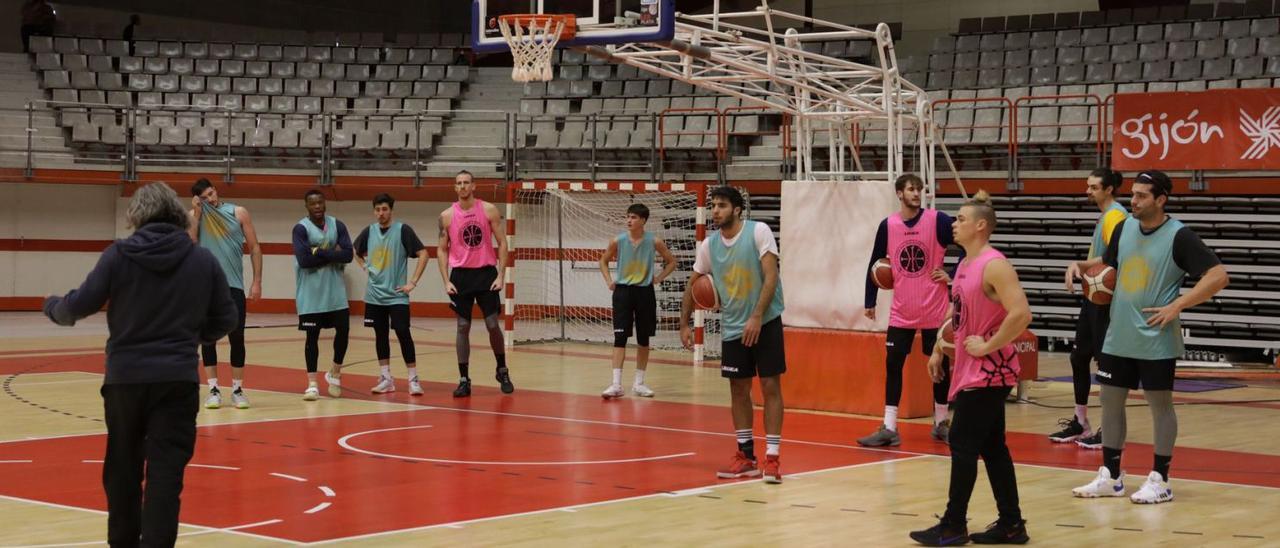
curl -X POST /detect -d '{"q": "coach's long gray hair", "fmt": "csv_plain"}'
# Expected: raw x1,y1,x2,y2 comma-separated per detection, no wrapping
125,182,189,230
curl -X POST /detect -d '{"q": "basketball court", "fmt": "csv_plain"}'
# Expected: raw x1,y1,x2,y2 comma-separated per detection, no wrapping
4,0,1280,545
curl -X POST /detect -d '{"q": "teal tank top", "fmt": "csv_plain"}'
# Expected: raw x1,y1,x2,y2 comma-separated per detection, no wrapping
364,222,409,306
1089,201,1128,260
198,202,245,290
615,232,656,286
1103,218,1188,360
708,220,785,342
295,216,348,315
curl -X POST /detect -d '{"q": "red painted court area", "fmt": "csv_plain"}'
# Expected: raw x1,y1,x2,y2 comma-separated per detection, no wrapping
4,353,1280,543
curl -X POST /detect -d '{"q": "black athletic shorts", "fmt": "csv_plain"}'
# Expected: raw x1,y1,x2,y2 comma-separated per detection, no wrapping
364,303,411,331
298,309,350,331
613,284,657,340
721,317,787,379
886,325,939,356
1073,300,1111,361
1097,353,1176,391
449,265,502,318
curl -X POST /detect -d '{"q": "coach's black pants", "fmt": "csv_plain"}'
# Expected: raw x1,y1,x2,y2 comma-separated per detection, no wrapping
943,386,1022,526
102,381,198,547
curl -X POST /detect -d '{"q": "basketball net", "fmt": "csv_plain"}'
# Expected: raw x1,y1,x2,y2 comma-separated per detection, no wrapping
498,14,575,82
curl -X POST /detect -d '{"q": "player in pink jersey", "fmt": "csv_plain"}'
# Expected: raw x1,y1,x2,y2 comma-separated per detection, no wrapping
437,170,512,397
911,190,1031,546
860,174,960,447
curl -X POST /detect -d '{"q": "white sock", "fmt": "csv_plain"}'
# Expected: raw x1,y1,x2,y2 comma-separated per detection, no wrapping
1075,405,1090,430
765,435,781,456
231,379,242,392
308,381,317,388
612,368,622,386
407,367,418,381
934,403,949,425
208,378,218,389
884,406,899,430
380,365,391,378
634,369,646,386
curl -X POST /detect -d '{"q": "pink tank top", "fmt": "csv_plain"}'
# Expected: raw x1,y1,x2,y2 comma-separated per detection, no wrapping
888,209,949,328
448,200,498,268
949,246,1020,401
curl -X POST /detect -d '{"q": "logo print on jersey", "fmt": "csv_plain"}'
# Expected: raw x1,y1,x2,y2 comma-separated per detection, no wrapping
951,293,964,331
370,246,391,273
461,222,484,248
895,241,928,277
1119,256,1150,293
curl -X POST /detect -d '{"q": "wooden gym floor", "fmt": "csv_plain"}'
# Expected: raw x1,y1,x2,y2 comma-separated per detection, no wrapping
1,311,1278,546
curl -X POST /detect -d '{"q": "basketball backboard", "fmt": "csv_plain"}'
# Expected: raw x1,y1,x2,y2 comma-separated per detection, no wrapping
471,0,674,53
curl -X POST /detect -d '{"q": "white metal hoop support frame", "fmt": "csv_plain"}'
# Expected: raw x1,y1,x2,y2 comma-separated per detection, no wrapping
577,1,942,194
505,181,711,364
499,14,574,82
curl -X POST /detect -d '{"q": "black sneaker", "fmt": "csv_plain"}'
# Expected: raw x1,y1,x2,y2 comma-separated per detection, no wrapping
909,518,970,546
1048,417,1085,443
496,367,514,394
452,378,472,398
1076,428,1103,449
969,520,1029,545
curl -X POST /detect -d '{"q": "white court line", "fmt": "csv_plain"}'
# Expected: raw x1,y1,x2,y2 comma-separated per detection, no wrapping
307,456,930,545
319,486,335,497
337,424,696,466
188,463,240,471
0,460,33,464
80,459,102,464
3,519,288,548
4,378,100,387
0,493,297,546
270,472,308,483
303,502,332,514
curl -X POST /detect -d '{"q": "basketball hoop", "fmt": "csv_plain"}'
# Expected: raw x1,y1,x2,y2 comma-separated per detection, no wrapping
498,14,576,82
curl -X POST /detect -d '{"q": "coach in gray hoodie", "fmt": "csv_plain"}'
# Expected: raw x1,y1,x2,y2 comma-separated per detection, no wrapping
44,182,237,547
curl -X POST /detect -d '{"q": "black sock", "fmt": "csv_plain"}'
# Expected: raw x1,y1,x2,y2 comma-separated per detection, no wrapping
495,353,507,370
458,362,470,380
738,440,755,461
1103,447,1123,479
1153,454,1172,481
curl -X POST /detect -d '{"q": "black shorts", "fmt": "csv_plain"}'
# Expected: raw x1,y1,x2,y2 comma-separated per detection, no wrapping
1097,353,1176,391
886,325,939,356
721,317,787,379
364,303,410,331
449,266,502,318
1073,300,1111,361
613,284,657,340
298,309,350,331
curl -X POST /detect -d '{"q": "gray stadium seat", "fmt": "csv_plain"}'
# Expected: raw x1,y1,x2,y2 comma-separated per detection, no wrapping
1081,27,1107,46
71,72,96,89
233,77,256,94
411,82,435,97
62,54,87,71
332,47,356,63
1135,24,1162,43
1228,37,1257,58
1056,29,1082,48
1168,41,1195,61
1234,56,1265,78
234,44,259,61
1223,19,1250,39
1084,45,1110,64
1142,60,1172,80
1172,59,1203,80
260,78,283,95
273,62,296,78
1058,47,1083,65
1202,58,1231,80
170,58,193,75
979,34,1003,51
127,73,151,91
927,71,952,89
1193,21,1221,40
35,53,60,71
1003,67,1030,87
932,35,956,53
1005,32,1030,51
195,59,219,76
979,51,1002,69
978,68,1002,87
1139,42,1166,62
308,46,332,63
953,70,977,88
209,43,234,59
144,58,167,74
271,96,296,113
181,75,204,93
929,54,954,71
1109,25,1135,44
158,42,181,57
207,77,230,94
1030,48,1055,67
437,82,461,98
335,81,359,97
1113,62,1141,82
298,97,321,114
1252,18,1280,38
297,62,320,79
397,65,421,80
1111,44,1137,64
218,94,243,111
388,81,411,98
954,52,979,69
373,65,396,81
1196,39,1225,59
1029,31,1055,49
422,66,445,80
222,60,245,77
445,65,467,81
89,55,114,73
365,81,388,97
135,41,158,57
346,65,370,80
1059,64,1084,83
283,46,307,62
259,45,283,62
357,47,380,64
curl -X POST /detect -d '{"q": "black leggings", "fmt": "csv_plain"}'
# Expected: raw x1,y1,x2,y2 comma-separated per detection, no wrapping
1069,300,1109,406
374,324,416,364
943,386,1022,526
885,326,951,407
202,288,246,368
304,327,349,373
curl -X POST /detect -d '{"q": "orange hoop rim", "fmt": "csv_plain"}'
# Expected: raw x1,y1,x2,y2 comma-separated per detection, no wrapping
498,13,578,41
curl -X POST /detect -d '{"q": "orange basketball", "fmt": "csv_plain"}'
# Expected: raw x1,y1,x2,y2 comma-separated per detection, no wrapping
1080,263,1116,306
691,274,719,311
871,257,894,290
939,319,956,360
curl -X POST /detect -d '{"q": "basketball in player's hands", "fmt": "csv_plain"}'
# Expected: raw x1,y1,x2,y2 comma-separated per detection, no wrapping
939,319,956,360
871,257,894,290
691,275,719,311
1080,263,1116,306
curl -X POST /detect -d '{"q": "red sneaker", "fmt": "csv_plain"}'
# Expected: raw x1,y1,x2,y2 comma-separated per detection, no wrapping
763,455,782,484
716,451,760,479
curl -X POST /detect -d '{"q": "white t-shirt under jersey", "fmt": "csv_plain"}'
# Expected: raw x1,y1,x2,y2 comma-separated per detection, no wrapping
693,221,779,275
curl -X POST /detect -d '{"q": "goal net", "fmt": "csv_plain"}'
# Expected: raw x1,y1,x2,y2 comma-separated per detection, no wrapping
510,183,721,361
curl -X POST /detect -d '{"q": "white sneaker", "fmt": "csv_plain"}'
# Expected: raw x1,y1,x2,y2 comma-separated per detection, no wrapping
303,385,319,401
372,376,396,394
408,377,424,396
601,384,624,399
1130,471,1173,504
204,387,222,409
231,389,250,409
632,384,655,397
324,370,342,398
1072,466,1126,498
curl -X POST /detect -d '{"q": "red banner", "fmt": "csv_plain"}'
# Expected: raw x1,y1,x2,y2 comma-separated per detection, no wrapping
1112,88,1280,171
